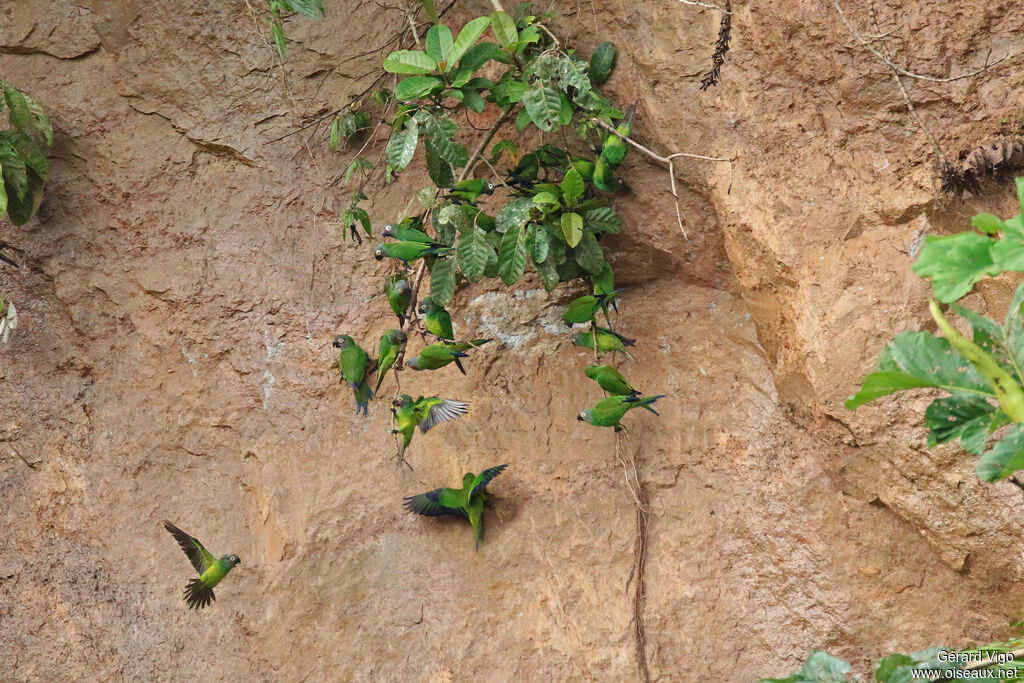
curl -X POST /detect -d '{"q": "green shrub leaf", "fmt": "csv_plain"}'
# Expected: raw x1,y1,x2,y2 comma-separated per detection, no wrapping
429,256,457,306
498,224,528,285
912,232,998,303
560,211,583,247
523,84,563,132
449,16,491,68
385,118,419,172
383,50,438,74
395,75,444,101
425,24,453,64
457,227,490,282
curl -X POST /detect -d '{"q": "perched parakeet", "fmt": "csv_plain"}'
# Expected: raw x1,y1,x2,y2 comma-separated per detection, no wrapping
571,326,636,360
405,339,492,374
375,328,408,392
563,288,625,327
385,274,412,326
403,464,508,551
577,394,666,428
585,365,639,396
569,158,595,181
445,178,495,204
392,394,469,460
333,334,374,415
418,298,454,340
592,154,620,192
163,520,241,610
374,241,452,264
601,102,636,167
382,222,434,244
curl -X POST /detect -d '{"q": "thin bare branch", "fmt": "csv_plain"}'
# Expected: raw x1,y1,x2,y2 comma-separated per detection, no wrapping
676,0,731,13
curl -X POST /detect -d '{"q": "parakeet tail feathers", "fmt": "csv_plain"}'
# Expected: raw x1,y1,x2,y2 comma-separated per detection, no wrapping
183,578,215,610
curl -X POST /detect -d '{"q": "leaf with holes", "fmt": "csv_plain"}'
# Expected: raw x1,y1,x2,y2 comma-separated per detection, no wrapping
498,224,529,285
523,84,563,132
924,395,1004,455
978,424,1024,482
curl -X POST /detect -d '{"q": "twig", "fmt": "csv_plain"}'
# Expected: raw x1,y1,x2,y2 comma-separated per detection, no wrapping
676,0,731,13
592,118,733,239
9,445,38,471
616,430,650,683
405,4,422,47
699,0,732,90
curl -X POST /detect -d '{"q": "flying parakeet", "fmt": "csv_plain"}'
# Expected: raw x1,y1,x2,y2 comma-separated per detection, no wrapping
445,178,495,204
375,328,408,392
585,365,639,396
391,393,469,461
571,326,636,360
405,339,492,374
333,334,374,415
374,241,452,264
403,464,508,551
385,274,412,326
577,394,666,429
163,520,241,610
417,298,455,340
563,288,625,327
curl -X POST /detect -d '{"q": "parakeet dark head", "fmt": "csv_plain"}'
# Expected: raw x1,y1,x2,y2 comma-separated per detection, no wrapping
333,334,354,349
393,394,413,408
405,357,423,370
373,246,386,261
484,181,495,194
395,279,411,295
577,409,593,423
382,224,398,239
223,554,241,566
417,299,435,315
388,329,408,343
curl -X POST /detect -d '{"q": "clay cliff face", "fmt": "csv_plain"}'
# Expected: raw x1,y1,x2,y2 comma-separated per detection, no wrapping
2,0,1024,680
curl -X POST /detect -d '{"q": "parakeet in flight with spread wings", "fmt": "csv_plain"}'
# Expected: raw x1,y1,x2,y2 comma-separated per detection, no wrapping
392,393,469,463
163,520,241,610
403,464,508,551
577,394,666,429
333,334,374,415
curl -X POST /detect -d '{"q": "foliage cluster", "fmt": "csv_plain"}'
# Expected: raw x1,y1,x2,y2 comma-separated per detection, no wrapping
0,81,52,227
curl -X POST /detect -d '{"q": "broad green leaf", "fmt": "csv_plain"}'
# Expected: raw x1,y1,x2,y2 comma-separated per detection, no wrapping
498,224,528,285
461,88,485,113
561,211,583,248
753,650,851,683
924,395,1000,455
0,138,28,201
495,197,534,233
990,223,1024,271
978,424,1024,482
532,191,560,207
349,207,371,237
450,43,499,86
395,75,443,101
415,0,439,21
0,131,48,181
437,202,471,234
0,164,7,217
972,212,1006,234
422,114,468,168
270,20,287,60
582,206,622,233
1002,280,1024,379
5,168,43,226
449,16,491,68
558,89,572,125
490,139,518,163
329,117,341,152
1018,177,1024,215
383,50,438,74
561,168,584,207
515,108,532,131
845,331,992,410
874,648,952,683
537,256,559,292
279,0,324,16
457,227,489,282
491,11,518,47
573,233,605,274
385,118,419,173
3,84,31,131
948,302,1019,378
531,224,550,263
523,84,563,132
22,93,52,146
429,256,457,306
490,74,529,108
424,139,453,187
593,264,615,294
589,41,616,84
912,232,998,303
425,24,453,64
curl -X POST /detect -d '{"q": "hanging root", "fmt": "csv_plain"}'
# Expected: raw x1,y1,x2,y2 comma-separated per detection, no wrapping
941,138,1024,198
699,0,732,91
616,430,651,683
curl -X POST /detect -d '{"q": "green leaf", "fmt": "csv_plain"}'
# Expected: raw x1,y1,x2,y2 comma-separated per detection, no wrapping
449,16,491,68
385,118,419,173
422,114,468,168
329,117,341,152
279,0,324,16
491,11,518,47
593,264,615,294
270,19,287,60
425,139,454,187
383,50,438,74
989,221,1024,272
429,256,457,306
582,206,622,234
948,302,1018,378
461,88,485,113
912,232,998,303
395,75,444,101
590,41,617,84
753,650,852,683
973,212,1007,234
5,168,43,226
414,0,439,22
523,84,563,132
490,139,518,163
498,224,529,285
438,202,471,234
1017,177,1024,215
531,223,550,263
1002,280,1024,379
3,85,32,132
0,131,48,181
924,395,1000,455
515,108,532,131
532,191,560,207
457,227,490,282
573,233,605,274
450,43,499,86
0,138,28,201
495,197,535,233
561,168,584,207
490,74,529,108
561,211,583,248
978,424,1024,482
425,24,453,64
846,331,992,410
22,92,52,146
0,164,7,218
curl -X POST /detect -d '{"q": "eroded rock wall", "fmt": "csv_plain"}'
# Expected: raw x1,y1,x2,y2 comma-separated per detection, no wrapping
2,0,1024,680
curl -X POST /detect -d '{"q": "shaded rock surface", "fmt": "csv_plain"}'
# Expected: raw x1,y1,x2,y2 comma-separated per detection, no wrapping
2,0,1024,680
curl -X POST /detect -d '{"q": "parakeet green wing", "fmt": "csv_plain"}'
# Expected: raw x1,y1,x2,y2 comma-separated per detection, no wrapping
417,397,469,433
164,520,215,575
470,464,508,497
403,487,466,516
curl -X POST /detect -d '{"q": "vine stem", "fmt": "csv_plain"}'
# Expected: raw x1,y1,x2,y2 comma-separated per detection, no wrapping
592,118,733,240
616,430,651,683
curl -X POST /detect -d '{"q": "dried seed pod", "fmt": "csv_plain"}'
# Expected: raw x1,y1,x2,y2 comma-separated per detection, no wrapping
941,138,1024,198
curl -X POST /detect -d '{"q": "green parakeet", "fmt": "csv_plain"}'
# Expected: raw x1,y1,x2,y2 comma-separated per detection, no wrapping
392,394,469,461
601,102,636,167
577,394,666,428
592,154,620,192
374,241,452,264
584,365,639,396
164,520,241,610
385,274,412,326
569,158,595,181
403,464,508,551
375,328,408,392
572,326,636,360
445,178,495,204
382,222,434,244
405,339,492,374
563,288,625,327
417,298,454,340
333,334,374,415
